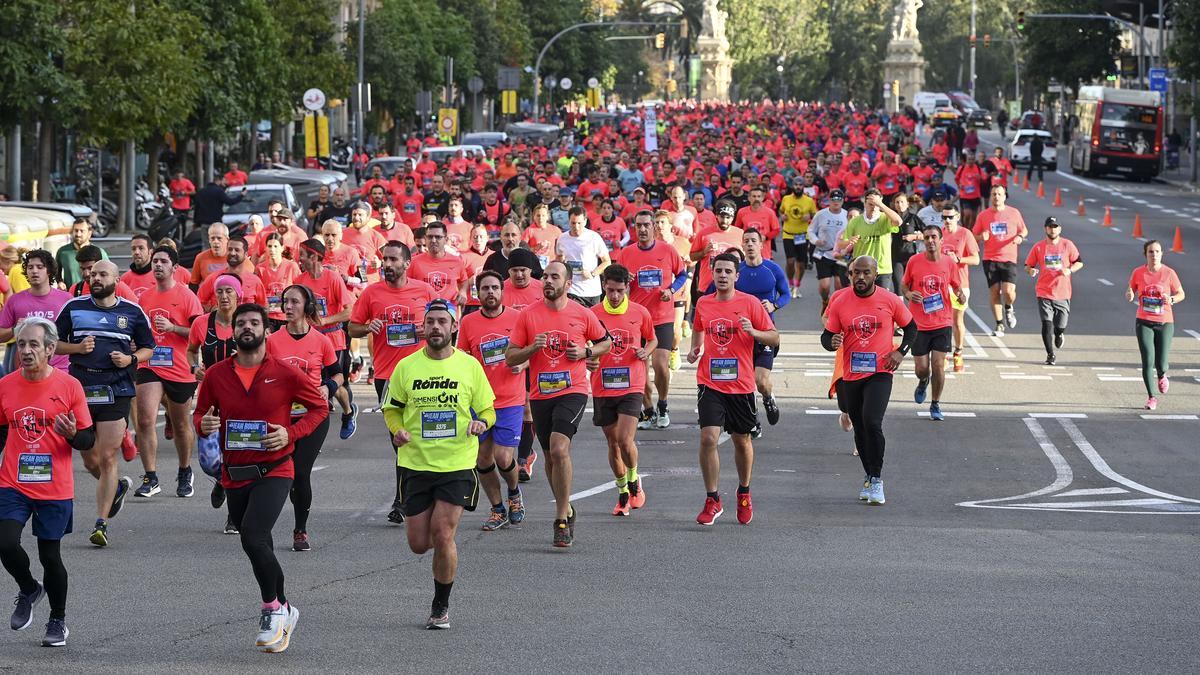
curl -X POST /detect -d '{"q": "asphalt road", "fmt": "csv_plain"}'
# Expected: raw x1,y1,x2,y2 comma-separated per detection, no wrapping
7,130,1198,672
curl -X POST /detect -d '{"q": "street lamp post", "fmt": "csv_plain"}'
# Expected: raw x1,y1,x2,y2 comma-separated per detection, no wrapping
776,62,785,101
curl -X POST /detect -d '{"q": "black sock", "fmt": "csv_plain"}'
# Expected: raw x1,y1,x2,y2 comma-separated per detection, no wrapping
628,479,639,495
642,407,654,418
657,400,668,413
931,400,939,405
737,485,750,494
433,580,453,609
707,491,720,501
146,471,157,481
518,422,534,461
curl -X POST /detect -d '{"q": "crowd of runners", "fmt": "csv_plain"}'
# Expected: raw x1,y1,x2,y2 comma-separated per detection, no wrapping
0,101,1186,648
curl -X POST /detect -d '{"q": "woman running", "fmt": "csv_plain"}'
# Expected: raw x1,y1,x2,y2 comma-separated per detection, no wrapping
1126,240,1185,410
266,285,339,552
255,233,301,330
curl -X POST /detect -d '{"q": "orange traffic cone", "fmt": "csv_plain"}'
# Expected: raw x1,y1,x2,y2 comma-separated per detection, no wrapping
1076,197,1086,217
1103,206,1113,226
1052,188,1063,207
1132,214,1143,238
1171,226,1185,253
1036,181,1045,199
1022,175,1030,191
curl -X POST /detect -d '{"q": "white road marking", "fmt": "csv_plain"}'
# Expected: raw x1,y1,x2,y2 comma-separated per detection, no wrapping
1060,419,1200,505
1140,414,1200,420
803,371,833,377
995,364,1020,369
312,465,328,472
773,469,796,473
1096,278,1114,286
1088,218,1099,224
1097,375,1143,382
965,307,1015,358
1002,374,1052,380
1091,366,1116,370
1056,487,1127,497
963,330,989,358
1111,227,1122,232
567,481,624,501
957,418,1072,509
1184,329,1200,342
804,409,842,415
1019,497,1177,509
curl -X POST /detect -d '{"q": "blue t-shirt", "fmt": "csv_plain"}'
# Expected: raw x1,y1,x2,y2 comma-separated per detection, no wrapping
703,260,790,313
55,296,155,380
617,169,645,194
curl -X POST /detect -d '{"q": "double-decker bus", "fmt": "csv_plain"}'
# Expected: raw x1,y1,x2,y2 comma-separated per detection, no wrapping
1069,86,1162,180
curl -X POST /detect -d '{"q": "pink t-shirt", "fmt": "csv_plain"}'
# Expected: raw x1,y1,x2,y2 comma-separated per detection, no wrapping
0,289,73,371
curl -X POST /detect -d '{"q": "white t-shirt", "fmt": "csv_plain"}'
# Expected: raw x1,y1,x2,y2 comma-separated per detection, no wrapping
917,205,943,229
807,208,848,259
557,228,608,298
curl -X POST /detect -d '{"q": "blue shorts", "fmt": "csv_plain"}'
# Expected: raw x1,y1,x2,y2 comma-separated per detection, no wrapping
0,487,73,540
481,405,524,448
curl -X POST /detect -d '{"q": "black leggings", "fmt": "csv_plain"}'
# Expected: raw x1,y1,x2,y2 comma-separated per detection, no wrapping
0,519,68,620
227,477,291,604
290,417,330,533
1041,310,1069,356
1136,320,1173,397
836,373,893,478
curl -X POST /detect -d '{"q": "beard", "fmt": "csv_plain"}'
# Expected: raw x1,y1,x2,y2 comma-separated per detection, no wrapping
382,267,399,282
89,282,116,300
426,331,452,350
543,283,565,300
235,331,265,350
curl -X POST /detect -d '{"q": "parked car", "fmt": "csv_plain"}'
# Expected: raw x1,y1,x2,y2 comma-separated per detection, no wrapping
364,156,415,179
222,183,302,233
504,122,562,145
461,132,507,149
1009,129,1058,172
425,144,486,166
248,168,343,222
0,201,98,238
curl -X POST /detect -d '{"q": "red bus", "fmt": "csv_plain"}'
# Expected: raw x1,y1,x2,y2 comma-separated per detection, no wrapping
1068,86,1162,180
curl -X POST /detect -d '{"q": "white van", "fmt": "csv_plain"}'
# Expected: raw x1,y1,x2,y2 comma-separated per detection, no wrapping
913,91,953,118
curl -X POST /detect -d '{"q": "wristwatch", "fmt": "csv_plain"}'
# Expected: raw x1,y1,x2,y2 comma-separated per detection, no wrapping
585,347,593,359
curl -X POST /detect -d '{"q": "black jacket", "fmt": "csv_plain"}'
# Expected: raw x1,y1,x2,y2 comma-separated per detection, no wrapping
193,183,243,226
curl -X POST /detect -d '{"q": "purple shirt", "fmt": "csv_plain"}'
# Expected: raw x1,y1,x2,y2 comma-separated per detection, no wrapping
0,288,73,371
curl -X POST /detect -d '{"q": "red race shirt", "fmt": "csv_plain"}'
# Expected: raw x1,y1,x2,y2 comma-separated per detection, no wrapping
522,226,561,266
122,268,191,299
1025,238,1081,301
408,252,471,301
266,328,337,390
824,288,913,382
733,206,779,243
394,192,424,227
939,226,979,290
187,312,233,353
444,221,472,252
842,172,870,199
296,271,354,350
189,250,228,285
197,263,267,309
343,226,389,277
901,254,959,331
692,290,774,395
255,259,301,319
955,164,984,200
323,244,361,279
1128,264,1182,324
591,216,628,251
138,283,204,382
614,241,684,325
0,369,93,501
376,222,416,246
511,301,609,400
972,206,1027,263
250,224,307,261
502,279,543,312
589,302,655,398
350,279,437,380
169,177,195,211
457,307,525,409
690,225,745,291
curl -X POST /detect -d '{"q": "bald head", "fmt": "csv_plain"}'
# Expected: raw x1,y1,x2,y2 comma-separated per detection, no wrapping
848,256,878,296
93,260,119,276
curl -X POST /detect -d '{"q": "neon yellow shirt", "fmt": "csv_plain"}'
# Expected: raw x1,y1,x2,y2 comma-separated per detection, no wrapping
780,193,817,236
383,348,496,472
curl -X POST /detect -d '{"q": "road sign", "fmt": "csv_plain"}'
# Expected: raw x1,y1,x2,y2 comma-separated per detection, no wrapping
644,108,658,152
497,67,521,91
1149,68,1168,93
437,108,458,138
467,76,484,94
302,88,326,111
416,91,433,119
560,77,573,91
586,77,599,89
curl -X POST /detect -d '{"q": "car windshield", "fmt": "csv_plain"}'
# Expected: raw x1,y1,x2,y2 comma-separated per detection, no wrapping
1101,103,1158,128
225,189,286,215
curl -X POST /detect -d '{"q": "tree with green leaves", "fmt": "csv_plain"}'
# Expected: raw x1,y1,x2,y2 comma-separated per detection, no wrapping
1020,0,1121,97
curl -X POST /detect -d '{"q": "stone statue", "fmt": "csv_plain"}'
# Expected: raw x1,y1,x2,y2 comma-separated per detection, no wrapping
701,0,727,41
891,0,923,42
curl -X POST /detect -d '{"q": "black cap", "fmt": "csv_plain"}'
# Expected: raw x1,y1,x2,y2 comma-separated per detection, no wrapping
829,189,845,200
1044,217,1061,227
507,247,540,271
931,190,947,201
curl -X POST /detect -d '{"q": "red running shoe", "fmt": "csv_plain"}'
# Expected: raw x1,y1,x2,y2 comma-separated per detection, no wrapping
736,490,753,525
121,430,138,462
696,496,723,525
628,479,645,509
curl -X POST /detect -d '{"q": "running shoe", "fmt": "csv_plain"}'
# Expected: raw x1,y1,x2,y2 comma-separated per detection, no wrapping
656,409,671,429
10,582,44,631
1145,396,1158,411
263,604,299,653
736,490,753,525
859,475,871,501
482,506,509,531
669,349,680,371
637,409,657,431
914,378,929,404
952,351,964,373
1045,354,1056,366
696,496,723,525
42,618,68,647
523,451,538,482
681,322,691,339
164,416,174,440
256,605,288,648
387,507,405,525
1004,305,1017,329
224,516,240,535
929,402,945,421
1054,332,1065,349
349,357,364,384
135,474,161,498
121,430,138,462
763,395,780,426
89,520,108,547
628,479,645,509
993,323,1005,338
1158,375,1169,394
552,519,572,547
567,504,576,538
751,424,763,440
868,477,885,505
426,605,450,630
211,480,226,509
612,493,631,517
108,476,132,518
507,492,525,524
790,286,799,299
339,403,359,440
176,467,195,498
292,531,311,552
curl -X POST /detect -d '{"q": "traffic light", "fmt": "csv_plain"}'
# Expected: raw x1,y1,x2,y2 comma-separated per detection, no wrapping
1017,10,1025,31
654,33,665,49
984,34,991,47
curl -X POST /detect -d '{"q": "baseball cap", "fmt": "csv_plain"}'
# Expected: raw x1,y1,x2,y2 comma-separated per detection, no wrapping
931,190,948,201
1044,216,1061,227
717,202,736,218
829,189,845,200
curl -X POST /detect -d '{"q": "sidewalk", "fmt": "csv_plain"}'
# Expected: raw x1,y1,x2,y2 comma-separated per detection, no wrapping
1160,146,1197,190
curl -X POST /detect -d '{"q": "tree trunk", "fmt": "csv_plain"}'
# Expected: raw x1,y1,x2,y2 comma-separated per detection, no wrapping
195,138,204,185
271,118,285,165
36,119,55,202
248,125,259,168
146,135,163,196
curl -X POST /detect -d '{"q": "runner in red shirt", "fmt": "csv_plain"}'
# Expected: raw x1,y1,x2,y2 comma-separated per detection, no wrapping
501,249,544,312
1024,217,1082,366
971,184,1028,337
197,236,267,310
344,206,389,283
821,256,917,506
255,233,301,324
954,154,985,228
456,270,526,531
840,162,870,209
295,239,358,436
169,172,196,217
0,317,95,646
250,212,307,263
317,220,363,287
937,204,980,372
266,284,339,551
591,200,629,251
587,265,656,517
687,253,779,526
393,175,425,229
458,225,489,313
190,224,230,286
121,234,157,298
522,204,560,269
505,261,612,547
691,200,745,292
733,187,780,255
134,245,204,498
1125,240,1186,410
900,226,965,420
408,222,471,305
376,202,416,246
222,162,248,187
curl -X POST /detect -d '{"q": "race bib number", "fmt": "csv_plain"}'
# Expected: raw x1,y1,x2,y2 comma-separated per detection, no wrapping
225,420,268,451
989,222,1008,237
794,235,805,245
316,297,328,316
480,337,508,366
84,385,114,405
601,367,631,390
709,358,738,381
17,454,52,483
420,411,457,439
1140,296,1164,315
267,295,282,312
637,269,663,289
1044,254,1062,271
851,351,878,373
537,371,571,395
565,259,584,275
922,293,945,314
537,255,550,268
386,323,417,347
149,346,174,368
